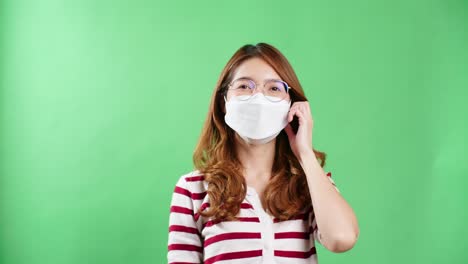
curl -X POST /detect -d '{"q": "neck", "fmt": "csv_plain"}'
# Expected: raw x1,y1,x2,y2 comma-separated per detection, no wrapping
235,133,276,183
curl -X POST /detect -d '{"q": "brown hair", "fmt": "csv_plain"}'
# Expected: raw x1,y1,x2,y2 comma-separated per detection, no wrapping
193,43,327,221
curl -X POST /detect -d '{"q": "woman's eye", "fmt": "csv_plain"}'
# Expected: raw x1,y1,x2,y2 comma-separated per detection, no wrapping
238,85,249,89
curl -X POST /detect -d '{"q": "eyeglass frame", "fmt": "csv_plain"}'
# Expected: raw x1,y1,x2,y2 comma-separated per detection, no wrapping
224,77,293,102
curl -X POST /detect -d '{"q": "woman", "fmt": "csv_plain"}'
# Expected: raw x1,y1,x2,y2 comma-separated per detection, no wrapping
167,43,359,263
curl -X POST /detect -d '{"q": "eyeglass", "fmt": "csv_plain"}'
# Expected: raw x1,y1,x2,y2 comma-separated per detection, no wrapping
226,77,292,102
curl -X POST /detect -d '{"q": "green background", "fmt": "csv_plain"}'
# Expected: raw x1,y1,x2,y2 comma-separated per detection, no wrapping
1,0,467,263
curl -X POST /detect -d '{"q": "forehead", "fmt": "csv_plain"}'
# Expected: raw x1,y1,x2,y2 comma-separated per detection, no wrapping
231,58,281,82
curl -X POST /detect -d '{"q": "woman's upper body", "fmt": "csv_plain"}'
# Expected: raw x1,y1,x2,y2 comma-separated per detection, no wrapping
167,43,359,263
168,169,340,264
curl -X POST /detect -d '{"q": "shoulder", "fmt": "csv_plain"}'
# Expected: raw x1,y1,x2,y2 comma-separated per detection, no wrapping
173,170,208,196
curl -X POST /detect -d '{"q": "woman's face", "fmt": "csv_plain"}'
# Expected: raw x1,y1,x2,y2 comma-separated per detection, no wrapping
226,58,291,102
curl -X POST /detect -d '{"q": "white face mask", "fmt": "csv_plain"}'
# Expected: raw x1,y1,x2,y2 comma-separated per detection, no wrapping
224,93,292,145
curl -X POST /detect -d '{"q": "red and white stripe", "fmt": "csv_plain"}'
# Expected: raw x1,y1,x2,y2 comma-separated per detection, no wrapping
168,170,340,264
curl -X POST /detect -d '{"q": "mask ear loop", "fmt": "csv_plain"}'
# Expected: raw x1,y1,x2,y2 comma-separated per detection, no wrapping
223,83,230,102
286,86,293,107
222,94,231,133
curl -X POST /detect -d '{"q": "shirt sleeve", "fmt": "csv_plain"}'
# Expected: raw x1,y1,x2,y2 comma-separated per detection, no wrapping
167,176,204,263
311,171,340,245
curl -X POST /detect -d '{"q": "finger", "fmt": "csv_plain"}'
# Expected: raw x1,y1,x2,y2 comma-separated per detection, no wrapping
289,106,301,122
295,109,307,126
297,105,305,114
288,107,296,122
304,102,313,119
297,104,312,122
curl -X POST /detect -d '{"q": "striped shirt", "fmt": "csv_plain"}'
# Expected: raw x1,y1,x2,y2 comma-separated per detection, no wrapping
167,170,339,264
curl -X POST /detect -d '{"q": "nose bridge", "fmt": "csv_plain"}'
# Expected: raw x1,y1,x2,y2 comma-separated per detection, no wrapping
252,81,266,94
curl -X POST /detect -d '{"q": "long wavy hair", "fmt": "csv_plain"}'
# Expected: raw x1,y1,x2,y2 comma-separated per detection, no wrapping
193,43,327,222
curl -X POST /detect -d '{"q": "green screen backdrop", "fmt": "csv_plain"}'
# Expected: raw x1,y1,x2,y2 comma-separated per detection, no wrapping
1,0,467,263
